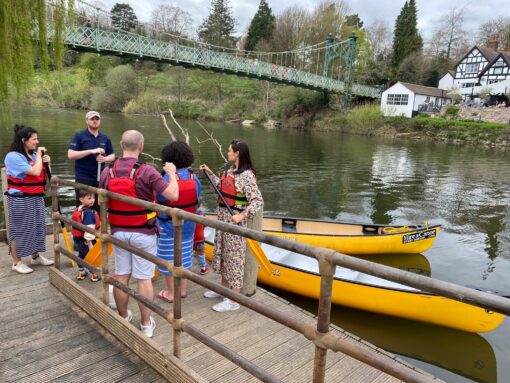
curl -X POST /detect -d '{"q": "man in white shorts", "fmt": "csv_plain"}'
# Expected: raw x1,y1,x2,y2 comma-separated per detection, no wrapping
100,130,178,337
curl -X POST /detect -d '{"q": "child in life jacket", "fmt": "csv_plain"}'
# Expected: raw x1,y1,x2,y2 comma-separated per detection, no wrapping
72,190,101,282
194,207,208,274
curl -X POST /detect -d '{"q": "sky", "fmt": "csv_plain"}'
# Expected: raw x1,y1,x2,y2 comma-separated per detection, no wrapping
94,0,506,40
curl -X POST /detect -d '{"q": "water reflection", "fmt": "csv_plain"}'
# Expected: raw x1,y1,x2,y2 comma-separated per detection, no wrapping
266,289,497,383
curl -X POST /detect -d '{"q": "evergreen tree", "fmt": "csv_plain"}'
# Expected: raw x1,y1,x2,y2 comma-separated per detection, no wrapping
111,3,138,32
198,0,236,47
245,0,275,52
391,0,422,68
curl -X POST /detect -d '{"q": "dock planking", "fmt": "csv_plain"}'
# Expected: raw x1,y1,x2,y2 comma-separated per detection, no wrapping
1,235,440,382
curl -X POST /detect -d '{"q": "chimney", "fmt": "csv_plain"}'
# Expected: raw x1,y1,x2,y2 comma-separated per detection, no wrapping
487,34,499,51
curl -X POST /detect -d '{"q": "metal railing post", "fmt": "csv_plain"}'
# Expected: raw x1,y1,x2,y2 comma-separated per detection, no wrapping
99,189,109,305
51,176,61,270
312,248,335,383
172,211,184,358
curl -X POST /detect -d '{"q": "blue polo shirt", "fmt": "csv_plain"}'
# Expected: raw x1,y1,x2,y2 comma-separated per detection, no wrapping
69,129,114,182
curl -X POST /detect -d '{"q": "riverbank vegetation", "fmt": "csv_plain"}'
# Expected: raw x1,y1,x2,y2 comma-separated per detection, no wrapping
315,104,510,146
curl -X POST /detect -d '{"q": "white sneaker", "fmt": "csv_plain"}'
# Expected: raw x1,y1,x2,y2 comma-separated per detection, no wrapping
203,290,222,299
31,255,54,266
212,298,240,312
140,317,156,338
12,261,33,274
123,310,133,323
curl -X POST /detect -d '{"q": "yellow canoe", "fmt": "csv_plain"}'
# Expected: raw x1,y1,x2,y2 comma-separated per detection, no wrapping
262,216,441,254
204,227,506,333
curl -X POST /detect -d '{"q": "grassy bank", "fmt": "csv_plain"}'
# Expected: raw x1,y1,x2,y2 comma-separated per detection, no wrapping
314,104,510,147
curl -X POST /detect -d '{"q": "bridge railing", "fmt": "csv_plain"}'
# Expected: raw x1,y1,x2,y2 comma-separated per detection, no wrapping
50,177,441,383
56,25,381,98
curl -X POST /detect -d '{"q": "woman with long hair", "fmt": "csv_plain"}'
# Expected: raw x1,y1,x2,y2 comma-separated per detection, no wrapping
4,125,54,274
200,138,263,312
156,141,201,303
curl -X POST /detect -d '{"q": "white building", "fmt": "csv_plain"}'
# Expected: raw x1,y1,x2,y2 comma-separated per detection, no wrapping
381,82,448,118
439,35,510,102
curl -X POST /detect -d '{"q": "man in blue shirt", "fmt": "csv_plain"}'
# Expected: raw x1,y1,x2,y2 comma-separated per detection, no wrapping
68,111,115,208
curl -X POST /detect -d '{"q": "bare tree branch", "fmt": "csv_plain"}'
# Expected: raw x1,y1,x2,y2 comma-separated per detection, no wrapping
141,152,162,163
160,113,177,142
169,109,189,144
196,121,228,163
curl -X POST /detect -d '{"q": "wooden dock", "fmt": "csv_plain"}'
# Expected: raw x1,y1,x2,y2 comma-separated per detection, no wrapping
1,235,439,382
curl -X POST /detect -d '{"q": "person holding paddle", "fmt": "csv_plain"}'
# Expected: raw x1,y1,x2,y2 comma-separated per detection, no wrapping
199,138,263,312
4,125,54,274
68,111,115,210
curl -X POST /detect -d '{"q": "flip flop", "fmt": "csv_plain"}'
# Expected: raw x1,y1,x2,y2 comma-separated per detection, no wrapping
157,290,187,303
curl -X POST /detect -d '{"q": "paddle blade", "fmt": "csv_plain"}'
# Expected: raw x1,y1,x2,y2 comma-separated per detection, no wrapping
246,239,273,278
84,239,113,268
61,227,75,267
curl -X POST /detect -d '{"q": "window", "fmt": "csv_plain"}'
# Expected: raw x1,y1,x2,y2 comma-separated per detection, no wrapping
493,67,503,74
465,63,478,73
461,82,476,88
387,94,409,105
488,79,501,84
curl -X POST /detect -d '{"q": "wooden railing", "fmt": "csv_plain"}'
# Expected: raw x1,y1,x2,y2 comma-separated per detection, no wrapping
50,177,510,383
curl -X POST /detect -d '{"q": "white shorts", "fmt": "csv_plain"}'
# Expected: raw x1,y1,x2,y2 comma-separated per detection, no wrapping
113,232,157,280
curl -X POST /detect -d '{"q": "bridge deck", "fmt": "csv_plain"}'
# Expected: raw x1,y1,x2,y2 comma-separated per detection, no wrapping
1,235,436,382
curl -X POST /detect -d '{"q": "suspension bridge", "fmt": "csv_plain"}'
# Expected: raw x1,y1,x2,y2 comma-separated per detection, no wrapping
48,1,381,102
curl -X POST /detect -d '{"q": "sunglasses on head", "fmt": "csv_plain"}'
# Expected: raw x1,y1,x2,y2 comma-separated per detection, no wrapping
89,116,100,121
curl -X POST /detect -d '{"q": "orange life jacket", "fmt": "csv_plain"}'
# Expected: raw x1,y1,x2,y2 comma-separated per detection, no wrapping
217,171,247,211
7,158,46,195
157,170,198,222
107,160,156,229
71,206,100,238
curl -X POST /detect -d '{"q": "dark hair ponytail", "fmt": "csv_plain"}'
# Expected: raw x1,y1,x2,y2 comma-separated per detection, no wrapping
9,124,38,160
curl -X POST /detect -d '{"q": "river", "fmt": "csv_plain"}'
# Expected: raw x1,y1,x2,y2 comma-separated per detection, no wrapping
1,107,509,383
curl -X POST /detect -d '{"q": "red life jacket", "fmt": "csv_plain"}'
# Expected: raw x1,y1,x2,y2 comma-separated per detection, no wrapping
71,206,100,238
107,160,156,229
158,170,198,222
194,209,205,243
217,171,247,211
7,158,46,195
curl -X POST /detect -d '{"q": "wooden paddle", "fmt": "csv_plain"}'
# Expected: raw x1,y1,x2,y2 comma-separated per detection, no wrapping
202,170,272,277
43,161,74,266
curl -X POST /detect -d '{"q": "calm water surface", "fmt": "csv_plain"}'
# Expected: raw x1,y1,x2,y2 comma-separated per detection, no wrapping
1,107,509,383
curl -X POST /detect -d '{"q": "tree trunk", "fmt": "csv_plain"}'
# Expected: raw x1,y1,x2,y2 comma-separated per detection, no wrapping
241,204,263,296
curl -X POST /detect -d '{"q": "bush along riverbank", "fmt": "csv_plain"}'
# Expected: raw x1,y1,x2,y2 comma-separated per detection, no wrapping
314,104,510,149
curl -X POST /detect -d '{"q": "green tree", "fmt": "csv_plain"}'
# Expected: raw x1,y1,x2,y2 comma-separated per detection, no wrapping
110,3,138,32
245,0,275,51
198,0,236,47
391,0,422,68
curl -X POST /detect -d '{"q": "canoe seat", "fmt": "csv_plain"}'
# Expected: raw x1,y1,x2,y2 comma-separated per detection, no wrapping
282,218,297,233
362,225,379,235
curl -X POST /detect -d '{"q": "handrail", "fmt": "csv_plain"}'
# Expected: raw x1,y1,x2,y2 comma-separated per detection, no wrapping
51,176,446,382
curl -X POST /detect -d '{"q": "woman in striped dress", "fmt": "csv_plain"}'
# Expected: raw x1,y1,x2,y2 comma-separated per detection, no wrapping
4,125,54,274
156,141,201,303
200,139,263,312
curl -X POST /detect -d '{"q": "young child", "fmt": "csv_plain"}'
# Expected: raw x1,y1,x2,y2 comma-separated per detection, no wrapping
72,190,101,282
194,207,208,274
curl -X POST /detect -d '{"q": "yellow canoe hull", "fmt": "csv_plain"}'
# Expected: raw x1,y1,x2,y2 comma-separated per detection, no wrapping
204,242,505,333
206,214,440,254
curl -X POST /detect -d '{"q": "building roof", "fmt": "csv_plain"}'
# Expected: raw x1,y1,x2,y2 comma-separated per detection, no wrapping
478,52,510,77
453,45,499,73
399,82,448,98
448,70,456,77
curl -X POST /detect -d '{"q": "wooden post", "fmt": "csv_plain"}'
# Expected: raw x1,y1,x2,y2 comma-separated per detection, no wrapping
99,190,109,306
1,168,9,243
172,212,184,359
241,204,263,296
51,176,61,270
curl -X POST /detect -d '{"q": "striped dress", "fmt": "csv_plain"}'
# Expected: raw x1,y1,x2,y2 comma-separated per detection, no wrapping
7,195,46,257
